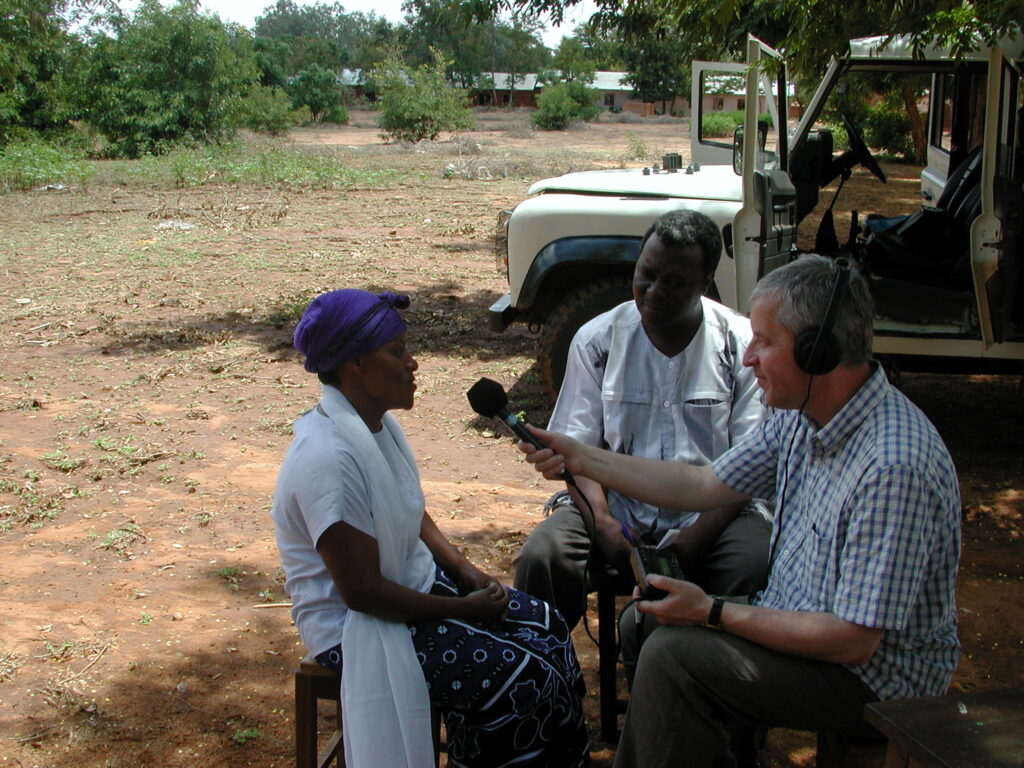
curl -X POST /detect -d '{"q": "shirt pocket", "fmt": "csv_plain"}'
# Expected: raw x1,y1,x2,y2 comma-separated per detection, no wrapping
680,391,731,460
795,518,838,608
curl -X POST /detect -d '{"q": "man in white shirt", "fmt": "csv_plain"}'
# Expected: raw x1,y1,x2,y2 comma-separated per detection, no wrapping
513,209,771,639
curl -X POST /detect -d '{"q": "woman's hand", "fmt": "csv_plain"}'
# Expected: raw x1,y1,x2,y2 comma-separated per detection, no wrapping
462,581,509,625
454,564,500,594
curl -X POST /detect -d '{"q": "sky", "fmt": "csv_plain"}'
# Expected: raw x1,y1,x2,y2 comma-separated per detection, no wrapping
187,0,601,49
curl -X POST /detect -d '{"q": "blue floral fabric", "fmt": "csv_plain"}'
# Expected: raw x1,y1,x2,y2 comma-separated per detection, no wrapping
317,568,589,767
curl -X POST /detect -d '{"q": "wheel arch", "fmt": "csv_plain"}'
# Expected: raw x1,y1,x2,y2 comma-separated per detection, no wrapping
516,236,641,324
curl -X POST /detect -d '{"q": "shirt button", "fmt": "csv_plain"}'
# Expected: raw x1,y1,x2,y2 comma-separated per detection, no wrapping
668,361,675,368
663,400,671,408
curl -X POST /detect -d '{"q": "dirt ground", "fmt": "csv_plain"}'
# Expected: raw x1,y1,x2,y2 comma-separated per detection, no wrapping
0,109,1021,768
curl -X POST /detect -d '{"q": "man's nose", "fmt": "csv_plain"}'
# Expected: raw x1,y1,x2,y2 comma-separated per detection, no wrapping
647,278,667,299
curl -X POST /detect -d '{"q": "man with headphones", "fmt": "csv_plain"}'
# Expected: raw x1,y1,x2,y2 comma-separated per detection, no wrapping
518,255,962,768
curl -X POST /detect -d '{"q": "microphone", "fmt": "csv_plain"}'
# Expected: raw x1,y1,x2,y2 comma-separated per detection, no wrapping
467,377,545,449
466,377,575,483
466,378,589,528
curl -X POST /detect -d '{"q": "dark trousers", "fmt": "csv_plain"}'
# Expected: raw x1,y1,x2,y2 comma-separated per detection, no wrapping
513,502,771,630
612,626,880,768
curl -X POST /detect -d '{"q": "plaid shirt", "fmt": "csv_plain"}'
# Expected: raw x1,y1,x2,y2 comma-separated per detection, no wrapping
714,364,961,700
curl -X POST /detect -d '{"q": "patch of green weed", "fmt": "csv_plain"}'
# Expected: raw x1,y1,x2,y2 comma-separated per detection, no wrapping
39,446,87,473
232,727,261,746
0,478,70,528
98,522,144,557
0,139,96,193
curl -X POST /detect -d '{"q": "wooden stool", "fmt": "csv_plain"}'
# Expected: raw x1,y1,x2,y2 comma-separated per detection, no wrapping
294,653,445,768
816,730,887,768
591,560,631,743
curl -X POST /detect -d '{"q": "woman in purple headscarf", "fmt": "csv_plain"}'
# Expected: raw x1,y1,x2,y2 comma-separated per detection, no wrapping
271,289,588,768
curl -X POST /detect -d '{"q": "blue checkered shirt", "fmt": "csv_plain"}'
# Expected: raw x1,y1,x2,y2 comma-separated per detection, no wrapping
714,364,961,700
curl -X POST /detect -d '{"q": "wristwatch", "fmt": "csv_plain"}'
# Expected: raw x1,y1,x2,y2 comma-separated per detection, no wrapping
704,597,725,630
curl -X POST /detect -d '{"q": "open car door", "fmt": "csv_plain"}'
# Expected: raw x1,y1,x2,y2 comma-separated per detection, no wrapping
972,43,1023,347
730,36,793,313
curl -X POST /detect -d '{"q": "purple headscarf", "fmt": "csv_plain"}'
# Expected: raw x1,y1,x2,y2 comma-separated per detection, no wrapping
293,289,410,373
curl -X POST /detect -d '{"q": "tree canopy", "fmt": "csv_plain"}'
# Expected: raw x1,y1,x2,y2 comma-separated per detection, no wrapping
509,0,1024,78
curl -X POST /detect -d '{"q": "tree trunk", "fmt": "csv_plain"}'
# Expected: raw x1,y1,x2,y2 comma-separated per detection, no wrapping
901,82,927,163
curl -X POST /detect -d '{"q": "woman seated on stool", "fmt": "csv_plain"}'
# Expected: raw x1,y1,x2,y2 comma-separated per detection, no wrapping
271,288,589,768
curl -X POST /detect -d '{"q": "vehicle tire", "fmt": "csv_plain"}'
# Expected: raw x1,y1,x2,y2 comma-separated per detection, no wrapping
537,279,633,402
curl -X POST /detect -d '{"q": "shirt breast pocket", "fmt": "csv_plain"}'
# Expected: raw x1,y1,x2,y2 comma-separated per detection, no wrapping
680,393,731,458
799,519,839,604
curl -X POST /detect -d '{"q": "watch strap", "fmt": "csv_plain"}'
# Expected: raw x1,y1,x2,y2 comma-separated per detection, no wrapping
705,596,725,630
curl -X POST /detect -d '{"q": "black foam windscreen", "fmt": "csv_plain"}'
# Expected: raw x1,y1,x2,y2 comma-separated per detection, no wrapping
467,377,508,418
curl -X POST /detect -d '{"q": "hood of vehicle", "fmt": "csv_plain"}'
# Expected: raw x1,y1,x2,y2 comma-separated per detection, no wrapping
527,164,743,202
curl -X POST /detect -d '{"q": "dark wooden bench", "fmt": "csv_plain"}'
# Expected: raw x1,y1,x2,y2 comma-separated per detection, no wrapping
863,687,1024,767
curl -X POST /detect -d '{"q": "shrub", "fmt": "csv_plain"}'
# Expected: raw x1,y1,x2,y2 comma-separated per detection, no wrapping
701,112,738,138
824,121,849,153
625,130,647,160
240,86,300,136
373,52,474,143
863,102,916,161
325,105,349,124
701,110,774,138
532,81,599,131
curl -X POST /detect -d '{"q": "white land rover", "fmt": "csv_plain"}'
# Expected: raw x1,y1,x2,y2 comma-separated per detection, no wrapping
489,33,1024,398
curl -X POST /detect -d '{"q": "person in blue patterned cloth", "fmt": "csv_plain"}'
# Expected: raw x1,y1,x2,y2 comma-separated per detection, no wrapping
271,288,588,768
518,255,961,768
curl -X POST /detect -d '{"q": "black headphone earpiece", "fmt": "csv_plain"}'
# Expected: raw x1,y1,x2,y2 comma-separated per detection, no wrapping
792,261,850,376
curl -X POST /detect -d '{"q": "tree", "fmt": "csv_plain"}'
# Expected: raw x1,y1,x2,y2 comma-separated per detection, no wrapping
401,0,547,88
373,50,475,142
571,23,625,71
288,63,342,122
552,36,596,83
75,0,258,156
614,8,688,114
0,0,87,142
511,0,1024,80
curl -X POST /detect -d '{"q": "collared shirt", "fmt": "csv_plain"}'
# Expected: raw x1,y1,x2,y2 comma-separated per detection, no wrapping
714,364,961,700
270,385,434,656
550,297,766,541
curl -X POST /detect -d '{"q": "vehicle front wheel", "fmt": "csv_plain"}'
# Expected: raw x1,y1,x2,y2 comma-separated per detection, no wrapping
537,279,633,402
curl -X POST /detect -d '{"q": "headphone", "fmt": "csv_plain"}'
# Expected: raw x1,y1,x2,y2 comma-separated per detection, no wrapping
792,260,850,375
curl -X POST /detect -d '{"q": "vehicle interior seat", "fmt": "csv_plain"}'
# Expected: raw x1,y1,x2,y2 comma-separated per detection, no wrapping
862,146,983,291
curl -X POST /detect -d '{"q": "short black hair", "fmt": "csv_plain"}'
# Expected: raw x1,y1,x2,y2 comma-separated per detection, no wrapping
639,209,723,277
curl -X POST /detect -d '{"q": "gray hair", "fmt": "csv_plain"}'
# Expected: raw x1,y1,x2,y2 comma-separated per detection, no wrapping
750,254,874,366
639,208,723,277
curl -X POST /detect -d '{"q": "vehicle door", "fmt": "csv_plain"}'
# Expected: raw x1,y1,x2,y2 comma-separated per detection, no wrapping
971,44,1023,347
690,60,749,167
729,36,793,313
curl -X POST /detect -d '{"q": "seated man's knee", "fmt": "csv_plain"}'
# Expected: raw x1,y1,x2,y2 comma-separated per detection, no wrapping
634,626,732,685
515,523,560,564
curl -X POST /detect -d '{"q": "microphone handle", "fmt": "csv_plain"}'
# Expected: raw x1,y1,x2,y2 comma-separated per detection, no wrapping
498,411,545,449
498,409,575,484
